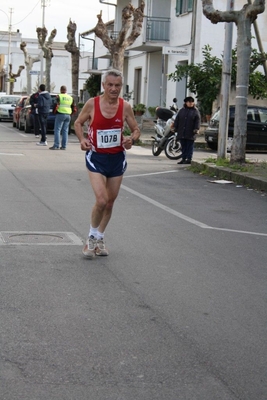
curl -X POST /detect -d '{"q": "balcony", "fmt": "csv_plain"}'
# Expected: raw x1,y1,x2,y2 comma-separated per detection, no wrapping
106,16,170,53
80,56,99,74
145,16,170,42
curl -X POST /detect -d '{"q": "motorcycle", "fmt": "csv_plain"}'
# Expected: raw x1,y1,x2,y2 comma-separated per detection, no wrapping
151,98,182,160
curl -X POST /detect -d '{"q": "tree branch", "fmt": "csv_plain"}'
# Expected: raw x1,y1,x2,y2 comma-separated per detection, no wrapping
65,19,79,54
94,10,113,52
126,0,145,46
202,0,238,23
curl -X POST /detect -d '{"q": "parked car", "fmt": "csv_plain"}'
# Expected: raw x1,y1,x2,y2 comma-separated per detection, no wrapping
205,105,267,150
12,95,28,128
18,94,58,133
0,95,21,121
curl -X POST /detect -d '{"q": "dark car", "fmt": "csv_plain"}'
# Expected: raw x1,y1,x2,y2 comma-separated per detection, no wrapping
18,94,58,133
13,96,28,128
204,105,267,150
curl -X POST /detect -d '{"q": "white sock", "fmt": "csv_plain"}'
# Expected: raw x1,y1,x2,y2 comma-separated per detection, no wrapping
89,226,98,238
96,231,104,240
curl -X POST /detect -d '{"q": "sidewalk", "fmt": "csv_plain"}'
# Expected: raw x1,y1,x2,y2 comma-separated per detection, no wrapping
139,127,267,193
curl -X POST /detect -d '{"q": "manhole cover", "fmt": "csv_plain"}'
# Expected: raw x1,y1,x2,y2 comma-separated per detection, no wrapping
0,232,83,246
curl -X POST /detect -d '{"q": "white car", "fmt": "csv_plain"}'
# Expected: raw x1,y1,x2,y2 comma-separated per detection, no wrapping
0,95,21,121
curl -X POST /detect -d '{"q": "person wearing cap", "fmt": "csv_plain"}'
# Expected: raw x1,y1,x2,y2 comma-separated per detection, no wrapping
173,96,200,164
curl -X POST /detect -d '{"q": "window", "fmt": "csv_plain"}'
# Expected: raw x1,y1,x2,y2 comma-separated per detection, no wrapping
176,0,193,16
258,108,267,123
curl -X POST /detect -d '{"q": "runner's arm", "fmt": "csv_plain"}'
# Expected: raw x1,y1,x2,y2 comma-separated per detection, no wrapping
74,99,94,151
123,102,141,149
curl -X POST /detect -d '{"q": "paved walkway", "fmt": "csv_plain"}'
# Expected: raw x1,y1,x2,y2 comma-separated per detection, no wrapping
139,127,267,193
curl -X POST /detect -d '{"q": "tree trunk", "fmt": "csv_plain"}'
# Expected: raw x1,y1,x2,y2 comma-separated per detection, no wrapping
20,41,40,94
65,19,80,105
9,64,25,94
93,1,145,72
231,12,251,163
202,0,265,163
36,27,57,92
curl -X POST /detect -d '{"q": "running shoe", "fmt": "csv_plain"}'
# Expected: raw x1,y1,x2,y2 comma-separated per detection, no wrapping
82,236,97,259
95,238,109,256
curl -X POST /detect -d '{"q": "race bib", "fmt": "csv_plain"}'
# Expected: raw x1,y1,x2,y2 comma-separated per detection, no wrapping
96,128,121,148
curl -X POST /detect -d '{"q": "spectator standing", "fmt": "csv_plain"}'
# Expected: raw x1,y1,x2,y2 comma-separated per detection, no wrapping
49,85,76,150
36,84,52,146
173,96,200,164
30,89,40,138
74,69,140,259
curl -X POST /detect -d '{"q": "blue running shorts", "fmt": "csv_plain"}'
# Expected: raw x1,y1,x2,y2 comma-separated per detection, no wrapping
85,150,127,178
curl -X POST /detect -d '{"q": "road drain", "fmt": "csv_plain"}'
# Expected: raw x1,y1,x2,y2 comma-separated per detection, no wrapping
0,232,83,245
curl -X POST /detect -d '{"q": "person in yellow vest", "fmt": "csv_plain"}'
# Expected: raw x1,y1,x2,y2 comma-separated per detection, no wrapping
49,86,76,150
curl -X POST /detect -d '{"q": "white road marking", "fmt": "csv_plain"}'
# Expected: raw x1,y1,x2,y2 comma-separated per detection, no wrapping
125,170,177,178
121,184,267,237
0,153,24,156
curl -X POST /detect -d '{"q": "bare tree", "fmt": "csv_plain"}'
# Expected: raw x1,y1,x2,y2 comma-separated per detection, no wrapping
94,1,145,72
9,64,25,94
65,19,79,106
0,66,6,92
202,0,265,163
36,27,57,92
20,41,41,94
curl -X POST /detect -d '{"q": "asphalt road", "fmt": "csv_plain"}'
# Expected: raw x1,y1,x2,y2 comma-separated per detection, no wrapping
0,123,267,400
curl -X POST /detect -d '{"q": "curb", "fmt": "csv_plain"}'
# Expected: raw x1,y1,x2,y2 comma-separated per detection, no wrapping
191,161,267,192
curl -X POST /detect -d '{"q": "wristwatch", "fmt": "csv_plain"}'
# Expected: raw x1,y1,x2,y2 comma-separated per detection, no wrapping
131,138,135,145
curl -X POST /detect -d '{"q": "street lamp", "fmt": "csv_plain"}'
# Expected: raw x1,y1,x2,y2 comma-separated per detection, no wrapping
0,8,12,94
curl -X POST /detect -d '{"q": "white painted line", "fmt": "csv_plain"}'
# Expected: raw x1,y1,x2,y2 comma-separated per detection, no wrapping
121,184,267,237
121,184,209,228
125,170,178,178
0,153,24,156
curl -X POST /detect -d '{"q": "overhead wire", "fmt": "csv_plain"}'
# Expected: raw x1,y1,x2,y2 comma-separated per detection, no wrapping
12,0,41,28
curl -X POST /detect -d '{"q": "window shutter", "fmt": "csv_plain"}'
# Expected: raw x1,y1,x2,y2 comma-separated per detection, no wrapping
188,0,193,12
176,0,181,16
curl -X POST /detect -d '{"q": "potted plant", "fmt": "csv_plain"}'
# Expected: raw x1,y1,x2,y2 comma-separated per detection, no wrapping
133,103,146,116
148,106,157,118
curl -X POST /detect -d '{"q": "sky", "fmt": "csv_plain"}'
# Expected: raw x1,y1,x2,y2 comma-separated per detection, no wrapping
0,0,116,52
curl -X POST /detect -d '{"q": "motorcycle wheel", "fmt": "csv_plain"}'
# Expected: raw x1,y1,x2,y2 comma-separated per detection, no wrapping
152,140,163,156
164,136,182,160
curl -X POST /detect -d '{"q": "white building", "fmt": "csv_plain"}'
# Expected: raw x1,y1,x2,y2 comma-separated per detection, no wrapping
89,0,267,113
1,0,267,110
0,29,95,97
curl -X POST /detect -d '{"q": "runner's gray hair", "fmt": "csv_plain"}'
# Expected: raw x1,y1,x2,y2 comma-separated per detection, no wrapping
102,69,124,84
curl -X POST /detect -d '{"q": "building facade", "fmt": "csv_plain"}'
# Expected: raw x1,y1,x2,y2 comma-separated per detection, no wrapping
92,0,267,113
1,0,267,111
0,29,93,97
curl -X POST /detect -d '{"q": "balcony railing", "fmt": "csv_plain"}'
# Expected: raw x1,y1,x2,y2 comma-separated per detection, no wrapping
145,16,170,42
107,16,170,45
80,56,98,72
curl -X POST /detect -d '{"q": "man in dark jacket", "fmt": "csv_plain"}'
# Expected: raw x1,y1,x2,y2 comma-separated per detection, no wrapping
30,89,40,138
173,96,200,164
36,84,52,146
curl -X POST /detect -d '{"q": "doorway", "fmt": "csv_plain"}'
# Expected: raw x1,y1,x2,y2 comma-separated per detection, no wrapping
134,68,142,105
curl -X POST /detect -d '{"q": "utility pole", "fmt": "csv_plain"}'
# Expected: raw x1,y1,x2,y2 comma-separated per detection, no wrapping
40,0,47,83
6,8,13,95
217,0,234,158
